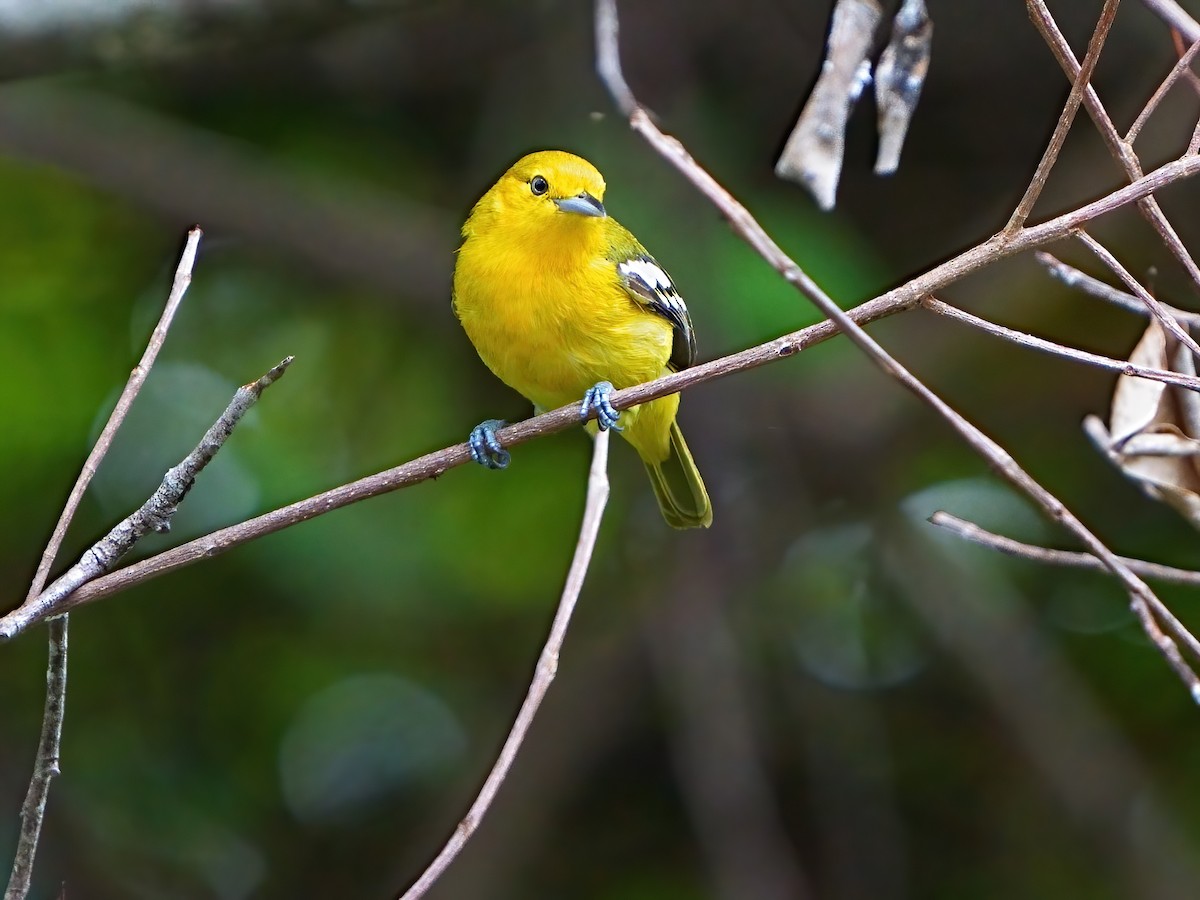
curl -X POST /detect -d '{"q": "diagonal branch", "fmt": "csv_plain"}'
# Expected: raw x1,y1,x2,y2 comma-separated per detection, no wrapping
930,510,1200,586
929,511,1200,662
1029,0,1200,295
595,0,1200,700
1006,0,1120,233
1126,36,1200,144
24,227,202,602
5,229,202,900
4,150,1200,640
397,429,611,900
1037,252,1200,327
922,295,1200,392
11,357,293,631
1075,229,1200,362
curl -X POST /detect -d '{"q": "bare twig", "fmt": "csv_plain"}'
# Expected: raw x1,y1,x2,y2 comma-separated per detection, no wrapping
921,295,1200,392
24,227,201,602
929,511,1200,662
8,150,1200,637
1172,30,1200,100
930,510,1200,586
1189,112,1200,156
1126,36,1200,144
10,357,293,631
1029,1,1200,295
1037,252,1200,327
7,50,1200,639
0,290,910,638
1075,229,1200,361
4,229,202,900
398,429,611,900
886,525,1200,898
1006,0,1120,233
1140,0,1200,42
594,0,636,117
3,617,67,900
596,0,1200,699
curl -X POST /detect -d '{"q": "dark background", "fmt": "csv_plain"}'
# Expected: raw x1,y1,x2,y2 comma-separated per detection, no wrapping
2,1,1199,898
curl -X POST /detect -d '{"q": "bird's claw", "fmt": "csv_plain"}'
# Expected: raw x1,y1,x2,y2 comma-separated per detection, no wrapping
581,381,622,432
468,419,511,469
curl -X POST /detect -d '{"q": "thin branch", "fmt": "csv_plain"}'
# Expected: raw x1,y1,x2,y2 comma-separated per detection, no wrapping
3,618,67,900
921,295,1200,391
1172,29,1200,100
1140,0,1200,42
11,357,293,631
1006,0,1120,233
4,228,201,900
594,0,636,117
1036,252,1200,327
929,511,1200,663
596,0,1200,700
1126,36,1200,144
397,429,611,900
0,289,908,638
1029,1,1200,295
885,525,1200,897
1075,229,1200,361
930,510,1200,586
7,66,1200,638
25,227,201,602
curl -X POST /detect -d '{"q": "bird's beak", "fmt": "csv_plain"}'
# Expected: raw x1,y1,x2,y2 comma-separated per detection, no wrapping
554,193,606,218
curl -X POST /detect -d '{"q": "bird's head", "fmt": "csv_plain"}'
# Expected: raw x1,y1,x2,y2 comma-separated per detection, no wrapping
469,150,608,239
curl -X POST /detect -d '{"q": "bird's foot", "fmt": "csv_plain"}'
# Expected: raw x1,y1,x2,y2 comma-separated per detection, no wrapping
468,419,511,469
581,381,622,432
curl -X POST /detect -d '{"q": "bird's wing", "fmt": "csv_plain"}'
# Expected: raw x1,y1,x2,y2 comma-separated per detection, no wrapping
612,251,697,371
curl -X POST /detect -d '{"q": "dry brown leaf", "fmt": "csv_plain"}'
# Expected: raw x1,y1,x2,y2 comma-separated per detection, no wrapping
1091,318,1200,529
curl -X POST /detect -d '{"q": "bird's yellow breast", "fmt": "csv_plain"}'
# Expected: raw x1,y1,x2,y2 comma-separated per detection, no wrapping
453,223,674,415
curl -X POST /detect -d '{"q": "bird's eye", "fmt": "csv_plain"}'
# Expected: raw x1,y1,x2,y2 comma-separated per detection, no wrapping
530,175,549,196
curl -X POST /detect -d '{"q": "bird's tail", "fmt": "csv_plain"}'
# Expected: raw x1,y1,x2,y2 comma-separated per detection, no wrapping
644,421,712,529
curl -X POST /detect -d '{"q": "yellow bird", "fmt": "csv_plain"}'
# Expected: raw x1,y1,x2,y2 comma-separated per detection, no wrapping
453,150,712,529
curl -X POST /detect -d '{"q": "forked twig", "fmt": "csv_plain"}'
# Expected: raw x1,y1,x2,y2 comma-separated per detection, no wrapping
1036,252,1200,327
922,295,1200,392
1126,36,1200,144
9,5,1200,681
1005,0,1120,233
1029,0,1200,294
1075,229,1200,361
930,511,1200,586
6,151,1197,637
595,0,1200,699
5,230,202,900
12,357,294,630
398,430,611,900
929,511,1200,662
1189,112,1200,156
24,228,201,600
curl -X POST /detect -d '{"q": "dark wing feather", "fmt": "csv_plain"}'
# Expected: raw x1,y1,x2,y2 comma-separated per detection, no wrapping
614,253,697,371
